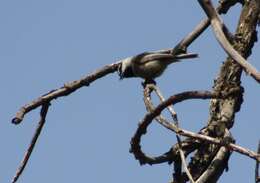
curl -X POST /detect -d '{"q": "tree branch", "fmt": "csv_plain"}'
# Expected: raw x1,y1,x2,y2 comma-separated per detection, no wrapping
131,88,260,166
11,102,50,183
195,145,230,183
198,0,260,83
177,136,195,183
12,63,120,124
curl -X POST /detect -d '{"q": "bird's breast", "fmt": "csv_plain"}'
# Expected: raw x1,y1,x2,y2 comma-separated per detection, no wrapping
132,60,167,79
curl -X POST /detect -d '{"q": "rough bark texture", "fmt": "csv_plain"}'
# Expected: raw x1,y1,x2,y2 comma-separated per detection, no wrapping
187,1,260,182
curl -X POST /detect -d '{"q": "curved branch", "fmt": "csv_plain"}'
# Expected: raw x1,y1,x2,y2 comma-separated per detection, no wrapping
131,90,218,165
198,0,260,83
131,89,260,166
142,84,204,168
131,90,229,164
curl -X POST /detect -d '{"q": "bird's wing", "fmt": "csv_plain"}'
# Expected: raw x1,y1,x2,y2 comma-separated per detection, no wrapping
140,53,175,64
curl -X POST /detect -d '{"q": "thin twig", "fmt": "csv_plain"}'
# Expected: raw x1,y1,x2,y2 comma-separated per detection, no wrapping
143,84,179,134
144,84,184,180
11,102,50,183
165,0,240,55
255,140,260,183
148,84,178,124
198,0,260,83
177,136,195,183
155,87,194,182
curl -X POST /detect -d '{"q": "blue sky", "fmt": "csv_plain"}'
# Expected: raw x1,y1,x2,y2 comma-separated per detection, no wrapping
1,0,260,182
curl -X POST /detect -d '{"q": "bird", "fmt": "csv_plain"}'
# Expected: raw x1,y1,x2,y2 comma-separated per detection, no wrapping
118,51,198,83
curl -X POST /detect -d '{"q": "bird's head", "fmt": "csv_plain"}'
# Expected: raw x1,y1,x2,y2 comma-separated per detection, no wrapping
118,57,135,79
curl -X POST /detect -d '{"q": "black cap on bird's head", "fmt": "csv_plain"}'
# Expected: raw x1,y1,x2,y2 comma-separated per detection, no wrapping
118,57,135,79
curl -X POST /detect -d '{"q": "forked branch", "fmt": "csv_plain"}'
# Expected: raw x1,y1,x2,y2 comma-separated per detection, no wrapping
11,103,50,183
198,0,260,83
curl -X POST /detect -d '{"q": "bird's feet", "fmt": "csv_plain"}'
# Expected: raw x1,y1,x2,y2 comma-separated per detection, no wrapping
142,79,156,88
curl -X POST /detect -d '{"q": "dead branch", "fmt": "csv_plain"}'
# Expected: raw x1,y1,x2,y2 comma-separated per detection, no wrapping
198,0,260,83
186,0,260,181
131,90,219,165
11,102,50,183
131,88,260,167
142,83,260,182
176,136,195,183
143,84,232,182
12,63,120,124
195,145,230,183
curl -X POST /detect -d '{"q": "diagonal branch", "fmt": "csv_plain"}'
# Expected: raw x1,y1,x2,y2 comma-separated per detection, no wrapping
12,62,120,124
176,136,195,183
11,102,50,183
195,145,230,183
198,0,260,83
167,0,241,55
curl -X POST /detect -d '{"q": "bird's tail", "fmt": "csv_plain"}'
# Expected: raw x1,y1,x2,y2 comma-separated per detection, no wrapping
174,53,198,60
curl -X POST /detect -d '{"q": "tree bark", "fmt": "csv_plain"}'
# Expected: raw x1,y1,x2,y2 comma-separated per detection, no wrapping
187,1,260,182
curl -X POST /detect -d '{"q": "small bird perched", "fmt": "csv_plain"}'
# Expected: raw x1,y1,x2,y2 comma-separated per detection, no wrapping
118,51,198,83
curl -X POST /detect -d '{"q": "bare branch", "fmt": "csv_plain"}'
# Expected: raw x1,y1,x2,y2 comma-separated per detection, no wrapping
150,85,178,124
165,124,260,163
169,0,241,55
144,84,178,123
131,89,260,166
176,136,195,183
196,146,230,183
11,102,50,183
132,90,218,165
143,84,203,181
192,0,260,181
131,89,239,164
12,62,120,124
198,0,260,83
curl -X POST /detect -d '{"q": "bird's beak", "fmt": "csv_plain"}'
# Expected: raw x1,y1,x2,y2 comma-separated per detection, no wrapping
117,63,124,80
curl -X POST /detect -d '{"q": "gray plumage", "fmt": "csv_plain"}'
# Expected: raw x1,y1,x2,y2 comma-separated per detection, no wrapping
118,52,198,80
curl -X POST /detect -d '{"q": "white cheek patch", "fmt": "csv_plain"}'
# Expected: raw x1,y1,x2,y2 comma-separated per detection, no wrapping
121,57,133,72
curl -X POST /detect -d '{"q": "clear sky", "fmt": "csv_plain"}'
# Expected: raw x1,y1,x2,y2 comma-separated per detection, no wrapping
1,0,260,182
